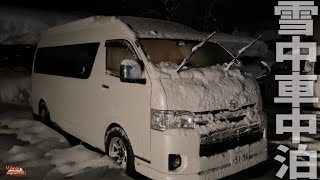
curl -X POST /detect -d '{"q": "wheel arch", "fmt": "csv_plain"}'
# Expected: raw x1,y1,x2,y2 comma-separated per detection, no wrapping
39,99,45,106
33,98,46,116
38,99,48,113
104,123,133,151
105,123,124,140
38,99,52,119
104,123,137,175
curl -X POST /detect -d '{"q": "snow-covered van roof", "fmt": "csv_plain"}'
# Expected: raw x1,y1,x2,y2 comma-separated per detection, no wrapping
44,16,270,58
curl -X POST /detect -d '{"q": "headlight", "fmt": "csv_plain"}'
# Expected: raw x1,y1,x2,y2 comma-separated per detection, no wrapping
151,109,194,131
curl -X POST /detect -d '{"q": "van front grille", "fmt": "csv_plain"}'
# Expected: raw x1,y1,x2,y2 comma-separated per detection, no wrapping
199,124,263,157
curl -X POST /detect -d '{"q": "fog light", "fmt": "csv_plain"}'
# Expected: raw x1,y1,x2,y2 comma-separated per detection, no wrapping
169,154,182,171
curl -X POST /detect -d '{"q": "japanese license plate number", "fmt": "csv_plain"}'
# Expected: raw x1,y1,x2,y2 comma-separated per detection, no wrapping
232,151,249,164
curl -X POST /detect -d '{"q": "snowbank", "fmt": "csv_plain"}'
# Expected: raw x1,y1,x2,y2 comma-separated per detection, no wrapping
0,111,127,179
0,6,88,45
0,68,31,106
0,112,66,144
46,145,120,177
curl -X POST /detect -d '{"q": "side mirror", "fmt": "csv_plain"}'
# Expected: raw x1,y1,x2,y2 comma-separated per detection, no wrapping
120,59,146,84
256,61,271,81
259,61,271,75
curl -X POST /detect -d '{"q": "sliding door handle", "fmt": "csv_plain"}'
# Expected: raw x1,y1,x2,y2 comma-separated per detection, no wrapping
102,84,109,89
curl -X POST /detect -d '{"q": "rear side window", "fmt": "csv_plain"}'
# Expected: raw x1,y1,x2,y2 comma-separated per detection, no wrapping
34,43,100,79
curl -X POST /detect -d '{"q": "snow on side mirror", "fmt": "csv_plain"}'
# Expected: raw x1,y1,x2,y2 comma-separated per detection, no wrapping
120,59,145,84
256,61,271,81
259,61,271,75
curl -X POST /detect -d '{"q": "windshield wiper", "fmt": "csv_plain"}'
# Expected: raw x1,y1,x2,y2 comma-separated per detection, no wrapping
176,31,216,73
223,35,262,71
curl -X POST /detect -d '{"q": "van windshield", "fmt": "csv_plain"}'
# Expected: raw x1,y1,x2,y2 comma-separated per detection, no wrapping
139,39,234,68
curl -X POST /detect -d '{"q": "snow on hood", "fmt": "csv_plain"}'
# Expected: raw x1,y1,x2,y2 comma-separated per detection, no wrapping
152,63,260,112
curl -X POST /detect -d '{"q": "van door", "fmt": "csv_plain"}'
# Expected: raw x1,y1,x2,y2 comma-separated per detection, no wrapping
102,39,151,160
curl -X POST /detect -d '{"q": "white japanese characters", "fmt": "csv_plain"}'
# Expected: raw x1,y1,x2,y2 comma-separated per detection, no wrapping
276,108,316,143
275,1,318,35
274,1,318,179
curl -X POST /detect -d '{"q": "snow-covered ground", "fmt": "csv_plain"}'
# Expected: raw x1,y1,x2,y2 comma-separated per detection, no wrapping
0,107,131,180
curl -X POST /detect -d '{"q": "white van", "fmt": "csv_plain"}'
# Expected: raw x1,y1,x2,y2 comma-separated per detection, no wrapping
32,16,268,179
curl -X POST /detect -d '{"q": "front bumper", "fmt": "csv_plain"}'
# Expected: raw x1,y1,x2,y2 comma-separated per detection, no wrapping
136,129,267,180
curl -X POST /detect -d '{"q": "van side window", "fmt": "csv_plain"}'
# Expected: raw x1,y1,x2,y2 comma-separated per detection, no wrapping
34,43,100,79
106,40,138,75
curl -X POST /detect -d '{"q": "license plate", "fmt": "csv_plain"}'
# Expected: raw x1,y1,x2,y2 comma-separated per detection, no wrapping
231,151,249,164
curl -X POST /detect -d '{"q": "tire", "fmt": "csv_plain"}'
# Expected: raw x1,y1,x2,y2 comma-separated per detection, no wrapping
39,102,51,124
105,127,136,176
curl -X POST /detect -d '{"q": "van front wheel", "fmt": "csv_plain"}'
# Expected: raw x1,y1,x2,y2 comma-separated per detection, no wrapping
105,127,136,176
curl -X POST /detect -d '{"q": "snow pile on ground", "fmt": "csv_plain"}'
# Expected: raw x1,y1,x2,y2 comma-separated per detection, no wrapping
0,110,128,180
45,145,120,177
0,69,31,106
0,112,66,144
0,6,88,45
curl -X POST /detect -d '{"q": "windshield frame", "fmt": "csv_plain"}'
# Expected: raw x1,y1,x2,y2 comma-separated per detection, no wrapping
139,38,235,69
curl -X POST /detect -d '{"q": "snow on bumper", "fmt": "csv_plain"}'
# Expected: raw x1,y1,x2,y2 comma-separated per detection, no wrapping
139,130,267,180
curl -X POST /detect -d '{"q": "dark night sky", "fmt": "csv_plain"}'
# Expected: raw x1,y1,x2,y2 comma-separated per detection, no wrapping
0,0,319,45
0,0,279,31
